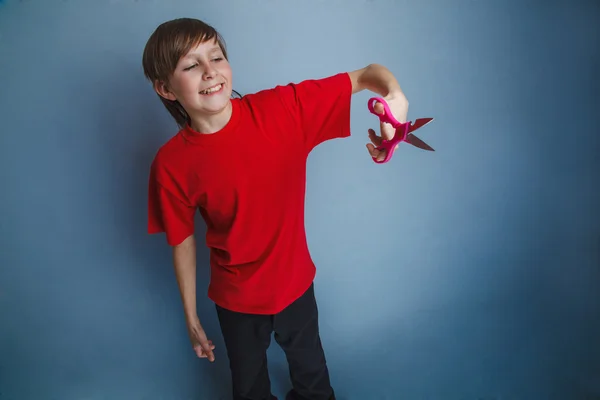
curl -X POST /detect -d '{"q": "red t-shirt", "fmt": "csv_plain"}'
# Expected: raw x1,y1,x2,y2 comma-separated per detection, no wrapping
147,72,352,314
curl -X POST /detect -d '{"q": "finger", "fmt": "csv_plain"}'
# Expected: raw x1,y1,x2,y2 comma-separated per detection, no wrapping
195,349,215,362
373,101,385,116
202,343,216,362
198,341,215,352
368,129,381,146
373,101,393,130
366,144,386,162
380,121,397,141
380,119,387,136
367,144,387,161
205,348,215,362
373,102,394,139
193,343,215,361
366,143,377,157
194,345,206,358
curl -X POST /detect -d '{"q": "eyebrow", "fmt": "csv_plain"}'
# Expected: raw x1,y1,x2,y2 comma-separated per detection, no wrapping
183,47,222,59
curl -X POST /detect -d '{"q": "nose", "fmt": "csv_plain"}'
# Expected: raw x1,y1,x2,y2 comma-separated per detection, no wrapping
203,64,216,80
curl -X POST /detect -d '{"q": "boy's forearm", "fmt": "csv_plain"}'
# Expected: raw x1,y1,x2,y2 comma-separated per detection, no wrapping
349,63,407,100
172,234,199,322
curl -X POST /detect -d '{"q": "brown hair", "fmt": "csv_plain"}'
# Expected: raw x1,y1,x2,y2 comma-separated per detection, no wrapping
142,18,230,128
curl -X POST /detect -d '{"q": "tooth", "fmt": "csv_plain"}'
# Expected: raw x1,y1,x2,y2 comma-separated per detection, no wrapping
201,84,221,94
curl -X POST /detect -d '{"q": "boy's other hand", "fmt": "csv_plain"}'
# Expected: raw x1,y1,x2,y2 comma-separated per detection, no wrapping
186,316,216,362
366,94,409,162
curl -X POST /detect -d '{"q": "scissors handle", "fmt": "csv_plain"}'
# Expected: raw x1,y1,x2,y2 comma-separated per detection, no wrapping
372,123,409,164
368,97,409,163
367,97,402,128
367,97,434,163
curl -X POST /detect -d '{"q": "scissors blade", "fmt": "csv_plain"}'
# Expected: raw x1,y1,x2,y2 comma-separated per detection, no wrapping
409,118,434,133
406,133,434,151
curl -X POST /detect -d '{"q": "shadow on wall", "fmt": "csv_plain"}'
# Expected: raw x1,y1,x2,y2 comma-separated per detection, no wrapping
70,55,231,397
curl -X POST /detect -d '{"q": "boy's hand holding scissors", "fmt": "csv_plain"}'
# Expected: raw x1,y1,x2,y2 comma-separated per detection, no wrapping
366,95,435,164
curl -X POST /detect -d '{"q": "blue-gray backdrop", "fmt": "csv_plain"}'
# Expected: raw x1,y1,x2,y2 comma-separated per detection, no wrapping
1,0,598,399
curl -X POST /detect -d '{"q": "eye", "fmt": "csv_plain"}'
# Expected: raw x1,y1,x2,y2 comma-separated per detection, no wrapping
183,64,197,71
212,57,223,62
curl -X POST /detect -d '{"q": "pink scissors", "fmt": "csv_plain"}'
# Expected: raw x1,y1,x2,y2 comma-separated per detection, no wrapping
367,97,434,164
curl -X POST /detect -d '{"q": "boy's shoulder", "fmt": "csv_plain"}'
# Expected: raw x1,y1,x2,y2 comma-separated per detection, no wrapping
241,72,350,110
241,83,288,104
151,129,187,169
238,80,306,122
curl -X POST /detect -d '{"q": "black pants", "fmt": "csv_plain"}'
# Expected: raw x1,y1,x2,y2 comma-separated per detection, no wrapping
216,283,335,400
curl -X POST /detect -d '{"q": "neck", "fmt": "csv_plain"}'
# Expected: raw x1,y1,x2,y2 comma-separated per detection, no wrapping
189,101,233,134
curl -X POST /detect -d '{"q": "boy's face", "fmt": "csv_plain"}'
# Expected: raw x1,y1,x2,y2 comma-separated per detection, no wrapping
155,39,233,122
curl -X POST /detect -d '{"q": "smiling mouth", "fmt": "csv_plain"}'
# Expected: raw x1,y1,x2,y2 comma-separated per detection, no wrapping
200,84,223,95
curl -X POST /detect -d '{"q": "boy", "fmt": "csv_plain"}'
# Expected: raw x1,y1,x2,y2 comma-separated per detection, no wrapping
142,17,408,400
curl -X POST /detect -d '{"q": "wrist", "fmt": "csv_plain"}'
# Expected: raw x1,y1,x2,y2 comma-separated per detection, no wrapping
385,89,407,104
185,313,200,325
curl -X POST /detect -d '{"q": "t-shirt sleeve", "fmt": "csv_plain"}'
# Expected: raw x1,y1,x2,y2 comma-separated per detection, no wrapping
147,157,196,246
274,72,352,151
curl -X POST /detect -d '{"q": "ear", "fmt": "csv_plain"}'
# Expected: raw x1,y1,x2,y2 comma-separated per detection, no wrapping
154,80,177,101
